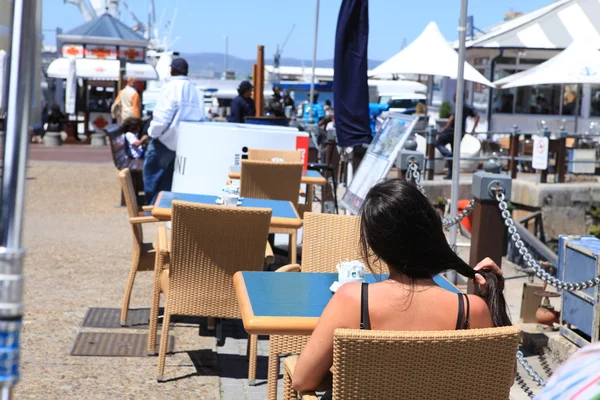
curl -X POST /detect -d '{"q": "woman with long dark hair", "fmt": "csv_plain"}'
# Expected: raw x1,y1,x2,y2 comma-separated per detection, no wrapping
292,179,511,392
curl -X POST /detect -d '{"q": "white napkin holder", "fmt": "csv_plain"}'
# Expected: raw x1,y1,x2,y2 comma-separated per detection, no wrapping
330,260,366,293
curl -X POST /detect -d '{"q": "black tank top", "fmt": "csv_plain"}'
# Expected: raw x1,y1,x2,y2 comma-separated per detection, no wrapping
359,282,470,330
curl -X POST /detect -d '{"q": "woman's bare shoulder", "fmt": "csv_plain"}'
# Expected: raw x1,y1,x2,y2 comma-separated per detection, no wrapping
466,294,494,328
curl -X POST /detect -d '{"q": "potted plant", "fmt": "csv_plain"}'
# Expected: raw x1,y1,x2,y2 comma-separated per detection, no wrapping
436,100,452,131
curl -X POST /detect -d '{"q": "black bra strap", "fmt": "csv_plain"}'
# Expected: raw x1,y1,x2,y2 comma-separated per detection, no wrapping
360,282,370,330
455,294,464,330
463,294,470,329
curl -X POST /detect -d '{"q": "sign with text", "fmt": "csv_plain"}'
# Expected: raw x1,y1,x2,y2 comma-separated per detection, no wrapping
172,122,310,196
341,114,419,215
532,135,549,170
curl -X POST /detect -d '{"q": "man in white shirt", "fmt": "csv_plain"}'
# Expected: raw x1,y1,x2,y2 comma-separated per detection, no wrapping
143,57,205,204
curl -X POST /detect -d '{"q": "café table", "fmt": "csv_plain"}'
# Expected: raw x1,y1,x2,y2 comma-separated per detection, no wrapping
152,191,303,262
233,271,462,399
228,165,326,214
233,271,461,335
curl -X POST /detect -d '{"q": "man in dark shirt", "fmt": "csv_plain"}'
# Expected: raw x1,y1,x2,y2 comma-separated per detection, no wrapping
230,81,256,123
436,93,480,179
266,85,285,117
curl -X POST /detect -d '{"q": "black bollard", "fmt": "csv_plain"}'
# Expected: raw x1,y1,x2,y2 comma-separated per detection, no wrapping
469,160,513,274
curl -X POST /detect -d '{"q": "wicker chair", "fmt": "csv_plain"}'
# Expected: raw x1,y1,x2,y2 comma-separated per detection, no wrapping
118,168,164,326
248,148,303,162
265,212,372,400
283,326,521,400
247,149,313,216
240,159,303,264
151,201,272,381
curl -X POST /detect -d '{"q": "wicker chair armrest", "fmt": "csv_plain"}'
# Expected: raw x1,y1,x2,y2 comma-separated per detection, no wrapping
265,241,275,264
283,357,319,400
129,216,159,224
156,226,169,255
276,264,301,272
141,205,154,212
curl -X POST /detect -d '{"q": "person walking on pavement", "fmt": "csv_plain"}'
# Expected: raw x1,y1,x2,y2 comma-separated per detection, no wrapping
230,80,255,123
436,93,479,179
143,57,205,204
111,77,141,124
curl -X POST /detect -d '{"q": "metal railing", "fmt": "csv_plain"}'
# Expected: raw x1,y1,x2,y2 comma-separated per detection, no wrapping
423,125,600,183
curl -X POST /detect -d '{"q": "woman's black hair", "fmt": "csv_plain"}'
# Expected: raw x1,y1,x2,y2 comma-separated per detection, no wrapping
359,178,511,327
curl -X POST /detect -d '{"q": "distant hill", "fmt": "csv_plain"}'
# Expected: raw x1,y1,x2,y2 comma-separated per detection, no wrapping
180,52,384,78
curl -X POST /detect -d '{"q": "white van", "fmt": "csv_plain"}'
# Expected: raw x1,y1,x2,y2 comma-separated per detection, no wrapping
378,93,427,113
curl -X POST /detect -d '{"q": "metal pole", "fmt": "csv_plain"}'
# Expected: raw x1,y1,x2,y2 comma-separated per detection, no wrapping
308,0,320,124
0,0,40,397
448,0,469,284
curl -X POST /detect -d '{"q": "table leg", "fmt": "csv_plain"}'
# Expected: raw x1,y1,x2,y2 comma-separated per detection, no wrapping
306,184,313,213
289,231,297,264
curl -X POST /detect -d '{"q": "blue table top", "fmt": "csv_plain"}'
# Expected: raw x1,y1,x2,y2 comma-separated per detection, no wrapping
156,192,299,220
242,272,460,318
229,165,323,179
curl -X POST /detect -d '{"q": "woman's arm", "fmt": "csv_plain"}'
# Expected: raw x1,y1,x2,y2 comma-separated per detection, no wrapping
292,283,359,392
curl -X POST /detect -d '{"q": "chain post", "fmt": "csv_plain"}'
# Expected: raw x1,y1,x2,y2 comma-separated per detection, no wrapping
468,167,512,278
396,148,423,184
555,126,567,184
507,125,520,179
425,126,436,181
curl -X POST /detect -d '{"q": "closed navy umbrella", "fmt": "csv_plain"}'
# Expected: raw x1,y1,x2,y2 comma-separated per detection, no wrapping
333,0,370,148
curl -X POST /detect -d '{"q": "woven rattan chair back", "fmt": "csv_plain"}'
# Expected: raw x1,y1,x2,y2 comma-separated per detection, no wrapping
248,148,303,163
330,327,520,400
168,200,271,319
119,168,143,244
240,160,303,207
301,213,362,272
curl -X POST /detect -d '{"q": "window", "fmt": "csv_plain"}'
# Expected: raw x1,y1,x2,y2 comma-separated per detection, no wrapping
590,85,600,117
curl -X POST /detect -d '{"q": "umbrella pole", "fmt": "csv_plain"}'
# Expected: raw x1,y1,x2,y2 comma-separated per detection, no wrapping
0,0,40,399
448,0,469,284
308,0,320,124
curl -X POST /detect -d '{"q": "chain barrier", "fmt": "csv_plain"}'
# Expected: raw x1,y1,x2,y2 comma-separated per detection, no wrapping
496,190,600,290
442,199,475,228
516,350,546,391
404,158,473,228
406,158,425,194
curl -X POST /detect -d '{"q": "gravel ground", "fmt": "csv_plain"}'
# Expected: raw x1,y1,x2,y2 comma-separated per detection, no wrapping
15,161,220,399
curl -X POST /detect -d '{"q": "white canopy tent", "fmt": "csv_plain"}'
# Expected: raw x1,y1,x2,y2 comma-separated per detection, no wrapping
370,22,495,87
494,39,600,88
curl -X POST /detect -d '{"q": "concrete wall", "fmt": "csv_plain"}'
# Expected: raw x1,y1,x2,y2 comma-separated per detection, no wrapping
512,180,600,240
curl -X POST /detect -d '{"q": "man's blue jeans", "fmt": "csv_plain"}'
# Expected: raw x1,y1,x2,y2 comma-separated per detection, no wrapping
143,139,176,205
436,131,462,178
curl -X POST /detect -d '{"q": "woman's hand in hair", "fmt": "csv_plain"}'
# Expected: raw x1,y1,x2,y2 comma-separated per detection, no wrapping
473,257,503,296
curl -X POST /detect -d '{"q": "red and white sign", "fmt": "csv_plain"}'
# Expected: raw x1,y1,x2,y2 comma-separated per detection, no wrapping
61,44,84,58
532,135,549,170
172,122,310,196
85,45,117,60
120,47,145,61
88,112,112,132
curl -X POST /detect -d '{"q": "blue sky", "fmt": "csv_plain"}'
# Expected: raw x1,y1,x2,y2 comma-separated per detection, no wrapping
43,0,552,61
